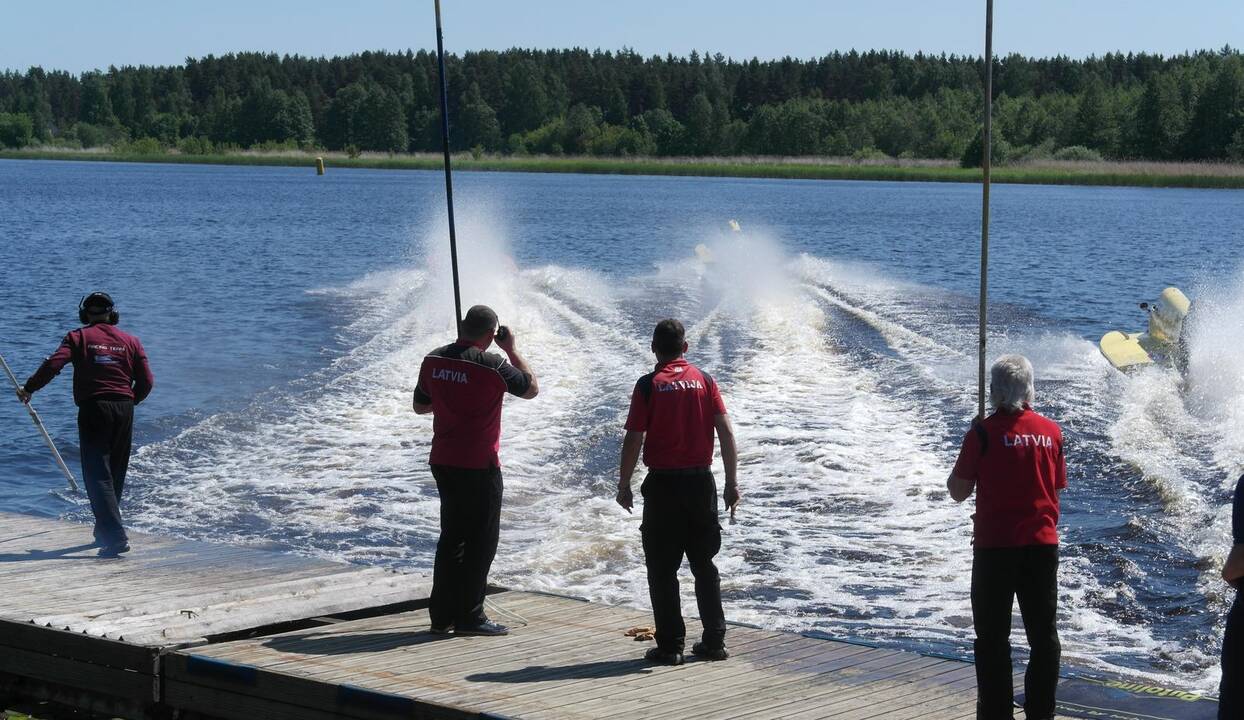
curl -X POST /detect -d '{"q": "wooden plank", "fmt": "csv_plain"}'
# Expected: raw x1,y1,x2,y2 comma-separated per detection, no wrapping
123,582,431,646
581,641,889,719
469,627,794,712
165,655,479,720
0,618,155,670
163,677,353,720
0,671,153,720
0,645,156,703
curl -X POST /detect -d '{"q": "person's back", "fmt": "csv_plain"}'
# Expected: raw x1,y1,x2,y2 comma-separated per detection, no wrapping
965,408,1065,549
631,357,721,471
418,341,519,469
947,355,1066,720
412,305,538,636
617,318,740,666
18,292,153,557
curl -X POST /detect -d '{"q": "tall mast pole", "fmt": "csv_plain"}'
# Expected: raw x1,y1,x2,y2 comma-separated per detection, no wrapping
977,0,994,419
434,0,463,333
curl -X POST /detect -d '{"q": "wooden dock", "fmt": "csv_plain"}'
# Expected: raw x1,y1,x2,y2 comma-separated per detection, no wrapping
1,511,1063,719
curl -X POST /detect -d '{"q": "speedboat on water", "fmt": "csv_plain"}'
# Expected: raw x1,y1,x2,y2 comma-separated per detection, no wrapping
1099,287,1191,372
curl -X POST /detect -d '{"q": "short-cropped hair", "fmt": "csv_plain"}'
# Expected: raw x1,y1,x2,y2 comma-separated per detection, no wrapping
461,305,498,340
990,354,1035,413
652,318,685,357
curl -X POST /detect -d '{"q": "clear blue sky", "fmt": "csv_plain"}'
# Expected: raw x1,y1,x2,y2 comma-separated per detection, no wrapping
3,1,1242,74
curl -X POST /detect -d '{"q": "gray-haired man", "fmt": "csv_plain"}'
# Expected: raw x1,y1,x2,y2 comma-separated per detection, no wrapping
947,355,1067,720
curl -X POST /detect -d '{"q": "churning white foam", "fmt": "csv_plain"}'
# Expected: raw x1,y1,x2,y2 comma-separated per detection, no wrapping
126,217,1237,693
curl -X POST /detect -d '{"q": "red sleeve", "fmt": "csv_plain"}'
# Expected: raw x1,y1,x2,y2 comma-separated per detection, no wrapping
23,333,75,394
1055,428,1068,490
413,358,432,405
624,385,648,432
951,426,980,480
131,337,154,404
710,379,726,415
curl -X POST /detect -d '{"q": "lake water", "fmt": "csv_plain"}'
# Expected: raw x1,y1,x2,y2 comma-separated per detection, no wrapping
2,158,1243,693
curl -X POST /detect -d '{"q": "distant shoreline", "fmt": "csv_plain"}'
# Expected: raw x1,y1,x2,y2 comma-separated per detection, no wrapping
4,149,1244,189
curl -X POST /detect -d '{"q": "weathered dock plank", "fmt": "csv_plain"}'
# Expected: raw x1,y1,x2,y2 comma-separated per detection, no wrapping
2,511,1081,720
0,511,430,718
168,590,1067,720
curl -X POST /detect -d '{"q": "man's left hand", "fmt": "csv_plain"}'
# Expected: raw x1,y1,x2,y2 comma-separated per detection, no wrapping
14,388,31,404
616,483,633,513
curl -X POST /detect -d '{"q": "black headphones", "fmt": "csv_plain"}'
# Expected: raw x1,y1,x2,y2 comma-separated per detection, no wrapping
78,291,120,325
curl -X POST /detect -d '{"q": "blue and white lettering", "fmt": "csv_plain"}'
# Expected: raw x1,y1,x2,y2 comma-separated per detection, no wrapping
1002,433,1054,449
432,368,469,384
656,379,705,392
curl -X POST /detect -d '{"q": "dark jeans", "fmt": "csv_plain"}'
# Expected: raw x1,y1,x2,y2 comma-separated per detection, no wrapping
972,544,1061,720
640,468,726,654
429,464,503,629
77,398,134,547
1223,590,1243,719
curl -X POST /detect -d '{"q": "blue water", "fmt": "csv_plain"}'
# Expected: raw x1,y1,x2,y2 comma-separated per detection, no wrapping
2,158,1243,692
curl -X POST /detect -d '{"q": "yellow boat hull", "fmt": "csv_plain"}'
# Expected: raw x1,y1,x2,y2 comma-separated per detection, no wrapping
1099,331,1153,371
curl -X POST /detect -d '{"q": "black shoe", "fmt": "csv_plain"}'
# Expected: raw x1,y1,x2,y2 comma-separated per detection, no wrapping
455,620,509,636
691,642,729,660
429,624,454,635
97,543,130,558
644,647,684,665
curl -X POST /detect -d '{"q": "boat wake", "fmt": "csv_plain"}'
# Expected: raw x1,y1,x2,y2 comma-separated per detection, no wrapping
124,219,1240,693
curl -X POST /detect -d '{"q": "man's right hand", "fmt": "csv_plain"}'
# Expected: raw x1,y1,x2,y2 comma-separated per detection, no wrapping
15,388,31,404
495,325,516,353
724,482,741,513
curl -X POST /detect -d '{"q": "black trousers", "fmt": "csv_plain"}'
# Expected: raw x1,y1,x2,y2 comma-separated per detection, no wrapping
1222,590,1243,719
77,398,134,547
429,464,503,629
640,468,726,654
971,544,1061,720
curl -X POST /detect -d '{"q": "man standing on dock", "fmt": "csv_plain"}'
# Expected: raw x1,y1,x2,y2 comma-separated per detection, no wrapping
16,292,154,558
947,355,1065,720
1220,472,1244,719
413,305,538,636
617,318,740,666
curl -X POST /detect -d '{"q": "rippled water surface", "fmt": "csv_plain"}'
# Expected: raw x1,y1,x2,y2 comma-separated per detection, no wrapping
2,159,1243,692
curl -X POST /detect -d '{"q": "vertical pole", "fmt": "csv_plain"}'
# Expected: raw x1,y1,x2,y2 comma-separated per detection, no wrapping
977,0,994,420
434,0,464,334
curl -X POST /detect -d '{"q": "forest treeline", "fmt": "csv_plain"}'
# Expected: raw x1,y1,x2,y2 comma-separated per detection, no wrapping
2,47,1243,165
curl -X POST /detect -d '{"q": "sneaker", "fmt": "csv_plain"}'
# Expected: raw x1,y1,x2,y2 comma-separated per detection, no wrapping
454,620,509,636
691,642,729,661
644,647,684,666
98,543,130,558
429,624,454,635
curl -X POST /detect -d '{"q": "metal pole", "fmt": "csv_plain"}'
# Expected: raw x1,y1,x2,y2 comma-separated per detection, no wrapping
434,0,464,334
0,352,80,493
977,0,994,420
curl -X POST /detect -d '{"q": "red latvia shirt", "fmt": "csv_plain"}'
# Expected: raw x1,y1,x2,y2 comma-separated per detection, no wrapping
951,408,1067,548
624,357,727,469
413,341,531,469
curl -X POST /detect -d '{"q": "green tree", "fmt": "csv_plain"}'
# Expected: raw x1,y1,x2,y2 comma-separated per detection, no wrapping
1184,56,1244,159
0,112,34,147
456,82,501,151
1135,73,1187,159
499,61,548,135
684,92,714,155
1071,78,1119,154
357,85,408,152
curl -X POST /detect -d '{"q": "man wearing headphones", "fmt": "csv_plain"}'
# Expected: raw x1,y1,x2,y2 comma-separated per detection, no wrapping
17,292,154,558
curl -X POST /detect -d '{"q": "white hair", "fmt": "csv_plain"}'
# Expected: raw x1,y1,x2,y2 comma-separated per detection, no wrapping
990,354,1035,413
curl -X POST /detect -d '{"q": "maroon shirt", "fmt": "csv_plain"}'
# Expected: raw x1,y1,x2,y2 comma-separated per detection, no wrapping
951,408,1067,548
624,357,727,470
24,323,154,406
413,340,531,469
